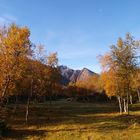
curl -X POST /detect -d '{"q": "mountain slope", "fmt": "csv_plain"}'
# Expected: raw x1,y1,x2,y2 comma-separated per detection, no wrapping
58,65,98,85
77,68,97,82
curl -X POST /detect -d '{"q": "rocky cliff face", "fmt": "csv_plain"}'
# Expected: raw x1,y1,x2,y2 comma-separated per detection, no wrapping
58,65,98,85
77,68,96,82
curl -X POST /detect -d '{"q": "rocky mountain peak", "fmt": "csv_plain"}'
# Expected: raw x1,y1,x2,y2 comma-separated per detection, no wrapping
58,65,98,85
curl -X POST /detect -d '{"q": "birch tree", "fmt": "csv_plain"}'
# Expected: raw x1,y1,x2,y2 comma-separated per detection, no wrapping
0,24,32,102
99,33,139,114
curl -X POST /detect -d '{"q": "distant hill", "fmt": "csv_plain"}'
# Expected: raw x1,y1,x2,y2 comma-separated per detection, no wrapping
58,65,98,85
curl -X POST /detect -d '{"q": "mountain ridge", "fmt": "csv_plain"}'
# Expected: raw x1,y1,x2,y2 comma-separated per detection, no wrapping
58,65,98,85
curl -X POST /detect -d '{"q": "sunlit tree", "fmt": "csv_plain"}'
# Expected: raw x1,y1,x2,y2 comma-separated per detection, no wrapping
99,33,139,114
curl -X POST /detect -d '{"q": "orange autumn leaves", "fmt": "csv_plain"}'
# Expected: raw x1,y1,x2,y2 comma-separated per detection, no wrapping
0,24,60,99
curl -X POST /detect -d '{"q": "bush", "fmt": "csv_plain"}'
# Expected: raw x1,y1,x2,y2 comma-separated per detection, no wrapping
0,120,9,136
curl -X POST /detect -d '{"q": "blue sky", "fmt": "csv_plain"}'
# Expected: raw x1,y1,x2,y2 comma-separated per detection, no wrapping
0,0,140,73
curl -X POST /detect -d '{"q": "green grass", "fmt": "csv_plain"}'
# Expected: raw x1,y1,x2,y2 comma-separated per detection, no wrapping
1,100,140,140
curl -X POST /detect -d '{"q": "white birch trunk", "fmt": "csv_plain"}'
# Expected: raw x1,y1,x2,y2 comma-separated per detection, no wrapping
117,96,122,114
123,99,127,113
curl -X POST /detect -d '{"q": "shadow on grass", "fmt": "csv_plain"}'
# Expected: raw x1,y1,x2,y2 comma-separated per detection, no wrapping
3,129,47,139
2,115,140,139
1,101,140,139
1,102,119,126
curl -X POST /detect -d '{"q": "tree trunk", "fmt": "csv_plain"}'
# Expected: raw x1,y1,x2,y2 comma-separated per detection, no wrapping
26,95,30,123
25,79,33,123
137,89,140,102
117,96,122,114
2,60,19,98
2,78,10,98
123,99,127,113
126,92,129,114
130,94,133,105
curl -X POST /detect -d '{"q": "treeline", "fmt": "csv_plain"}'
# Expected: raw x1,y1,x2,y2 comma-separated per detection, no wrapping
0,24,107,104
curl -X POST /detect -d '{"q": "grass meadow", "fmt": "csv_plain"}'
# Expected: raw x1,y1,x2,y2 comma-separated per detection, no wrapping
1,100,140,140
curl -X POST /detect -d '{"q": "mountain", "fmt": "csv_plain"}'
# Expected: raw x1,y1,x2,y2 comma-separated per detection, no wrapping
58,65,98,85
58,66,80,85
77,68,97,82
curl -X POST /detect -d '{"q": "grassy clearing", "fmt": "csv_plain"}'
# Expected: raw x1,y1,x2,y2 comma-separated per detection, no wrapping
1,100,140,140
